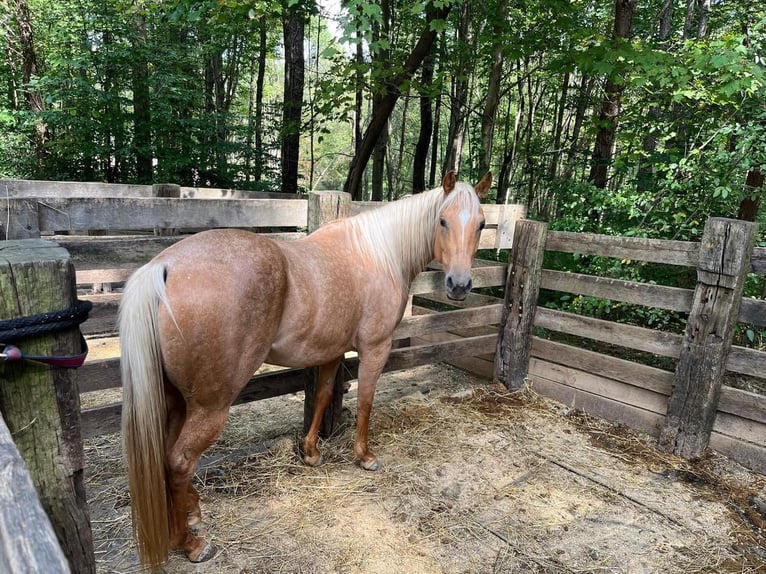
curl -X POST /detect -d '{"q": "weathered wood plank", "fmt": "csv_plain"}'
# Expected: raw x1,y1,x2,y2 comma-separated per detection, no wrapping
0,414,70,574
393,304,503,340
0,239,95,573
531,337,674,396
545,231,699,267
529,358,669,415
410,264,506,295
751,247,766,275
726,345,766,378
541,269,694,312
528,365,666,437
495,220,548,390
11,197,308,232
0,179,150,198
738,297,766,327
0,179,301,200
531,337,766,426
534,307,683,358
708,433,766,475
660,218,757,459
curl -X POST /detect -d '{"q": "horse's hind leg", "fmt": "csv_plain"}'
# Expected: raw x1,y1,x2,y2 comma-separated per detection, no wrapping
167,406,229,563
165,386,203,531
303,357,342,467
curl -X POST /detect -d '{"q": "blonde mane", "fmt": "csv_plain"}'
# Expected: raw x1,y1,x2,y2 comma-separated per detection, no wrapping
344,182,481,285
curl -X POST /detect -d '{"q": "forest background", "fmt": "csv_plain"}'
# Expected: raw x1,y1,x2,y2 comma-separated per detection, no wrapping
2,0,766,342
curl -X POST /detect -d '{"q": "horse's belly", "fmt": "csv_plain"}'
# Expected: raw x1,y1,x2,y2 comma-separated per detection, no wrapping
265,333,351,368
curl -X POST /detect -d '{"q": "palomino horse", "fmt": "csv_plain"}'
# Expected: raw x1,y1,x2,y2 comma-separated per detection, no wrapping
119,170,491,569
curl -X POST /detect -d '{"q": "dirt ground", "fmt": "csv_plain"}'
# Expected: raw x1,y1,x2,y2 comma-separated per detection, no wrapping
84,364,766,574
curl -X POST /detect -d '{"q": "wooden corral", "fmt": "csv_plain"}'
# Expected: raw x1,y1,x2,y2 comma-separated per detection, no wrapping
1,178,765,570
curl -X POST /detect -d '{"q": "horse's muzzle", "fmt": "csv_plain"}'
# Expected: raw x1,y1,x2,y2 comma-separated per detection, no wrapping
445,274,472,301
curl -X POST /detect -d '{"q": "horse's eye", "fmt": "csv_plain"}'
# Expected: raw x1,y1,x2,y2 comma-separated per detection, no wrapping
439,218,447,228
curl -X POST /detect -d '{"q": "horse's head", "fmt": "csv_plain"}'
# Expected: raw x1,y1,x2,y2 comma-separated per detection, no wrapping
433,171,492,301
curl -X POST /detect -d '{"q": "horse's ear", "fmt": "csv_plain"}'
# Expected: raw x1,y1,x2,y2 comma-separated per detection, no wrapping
442,170,456,194
474,172,492,198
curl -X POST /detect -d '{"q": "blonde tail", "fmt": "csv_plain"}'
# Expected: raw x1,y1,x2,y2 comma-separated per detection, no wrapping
119,262,173,569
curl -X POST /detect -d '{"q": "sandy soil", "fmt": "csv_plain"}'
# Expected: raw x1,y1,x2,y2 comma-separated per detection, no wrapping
84,364,766,573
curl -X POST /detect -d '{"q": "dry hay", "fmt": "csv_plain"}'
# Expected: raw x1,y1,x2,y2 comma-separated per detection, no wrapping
84,364,766,573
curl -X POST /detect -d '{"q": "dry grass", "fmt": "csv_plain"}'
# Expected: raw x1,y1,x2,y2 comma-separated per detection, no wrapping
84,364,766,574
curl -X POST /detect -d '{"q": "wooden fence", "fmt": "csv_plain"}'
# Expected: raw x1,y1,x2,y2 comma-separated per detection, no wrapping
2,178,765,570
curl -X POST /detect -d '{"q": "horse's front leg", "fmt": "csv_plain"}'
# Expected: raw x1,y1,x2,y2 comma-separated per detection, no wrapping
354,344,391,471
303,357,342,467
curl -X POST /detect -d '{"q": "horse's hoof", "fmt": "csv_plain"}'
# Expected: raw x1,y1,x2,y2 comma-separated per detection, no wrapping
188,541,217,563
303,453,324,467
360,458,381,471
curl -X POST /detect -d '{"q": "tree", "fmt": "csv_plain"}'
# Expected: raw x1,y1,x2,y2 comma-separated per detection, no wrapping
281,1,307,194
342,2,450,200
587,0,637,190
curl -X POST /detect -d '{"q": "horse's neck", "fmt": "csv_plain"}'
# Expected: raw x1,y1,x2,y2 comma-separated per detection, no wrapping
342,190,440,290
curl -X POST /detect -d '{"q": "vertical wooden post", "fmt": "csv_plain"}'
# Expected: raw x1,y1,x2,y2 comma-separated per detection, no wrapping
153,183,181,236
660,218,757,459
0,414,70,573
303,192,352,437
494,219,548,391
0,239,95,574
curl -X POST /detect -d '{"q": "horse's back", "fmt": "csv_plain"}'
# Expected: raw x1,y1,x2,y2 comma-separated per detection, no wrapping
152,229,290,401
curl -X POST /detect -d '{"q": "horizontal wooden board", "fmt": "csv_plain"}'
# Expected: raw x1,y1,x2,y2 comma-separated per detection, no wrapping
1,179,151,198
737,297,766,327
750,247,766,275
1,179,300,200
410,264,506,295
726,345,766,378
541,269,694,312
708,433,766,475
3,197,308,232
529,358,669,416
394,304,503,340
534,307,683,358
545,231,699,267
528,367,666,438
531,337,674,395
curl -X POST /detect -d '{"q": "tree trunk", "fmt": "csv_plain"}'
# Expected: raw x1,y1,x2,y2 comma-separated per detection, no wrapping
343,4,450,199
442,2,471,176
587,0,636,190
636,0,673,192
479,8,506,177
412,51,435,193
282,5,306,195
132,12,152,184
371,0,391,202
12,0,47,158
737,168,764,222
254,18,267,183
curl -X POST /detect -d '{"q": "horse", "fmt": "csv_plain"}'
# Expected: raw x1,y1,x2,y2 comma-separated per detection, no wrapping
119,170,491,569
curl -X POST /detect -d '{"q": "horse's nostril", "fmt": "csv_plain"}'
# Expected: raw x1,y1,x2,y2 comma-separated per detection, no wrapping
446,276,454,289
466,278,472,292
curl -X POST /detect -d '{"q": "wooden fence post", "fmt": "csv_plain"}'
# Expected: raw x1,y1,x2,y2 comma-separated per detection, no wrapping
659,217,757,459
494,219,548,390
0,414,70,573
303,191,352,437
153,183,181,236
0,239,95,573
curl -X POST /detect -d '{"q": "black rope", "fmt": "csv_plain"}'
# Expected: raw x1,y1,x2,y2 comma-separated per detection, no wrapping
0,300,92,343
